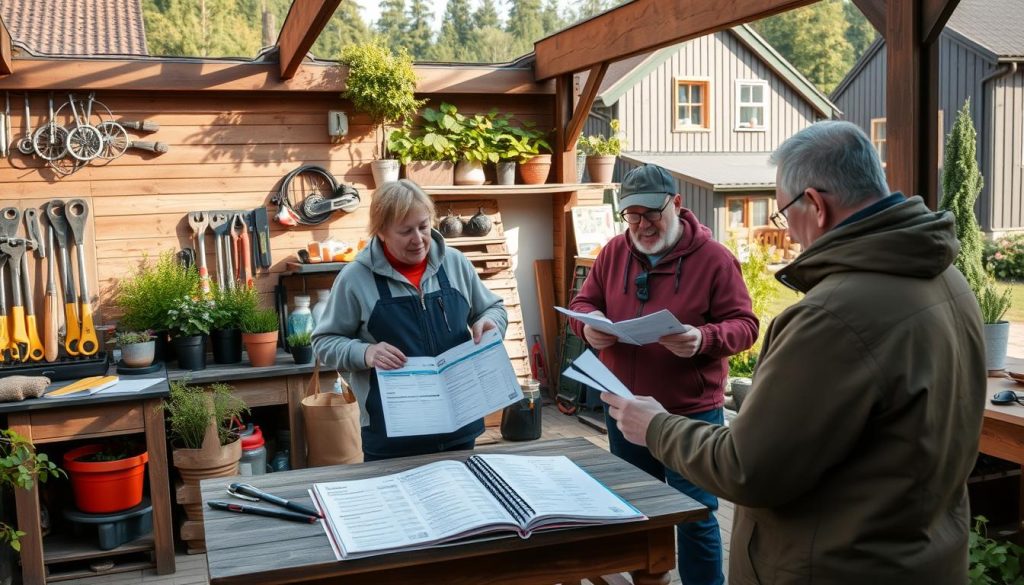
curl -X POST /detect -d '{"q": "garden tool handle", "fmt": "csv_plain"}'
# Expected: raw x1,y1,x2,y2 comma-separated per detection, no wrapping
9,305,28,361
78,302,98,356
239,228,252,288
43,292,58,362
21,253,43,361
64,299,80,356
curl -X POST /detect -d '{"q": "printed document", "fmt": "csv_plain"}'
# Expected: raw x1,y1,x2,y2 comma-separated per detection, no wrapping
555,307,691,345
310,454,646,560
376,329,522,437
562,350,634,398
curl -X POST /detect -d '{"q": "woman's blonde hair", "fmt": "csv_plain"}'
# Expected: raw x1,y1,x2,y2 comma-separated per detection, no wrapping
368,179,436,237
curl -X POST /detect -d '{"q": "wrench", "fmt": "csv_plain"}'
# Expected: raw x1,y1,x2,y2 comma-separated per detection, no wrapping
1,239,29,361
46,200,80,356
209,212,231,290
188,211,211,294
66,199,98,356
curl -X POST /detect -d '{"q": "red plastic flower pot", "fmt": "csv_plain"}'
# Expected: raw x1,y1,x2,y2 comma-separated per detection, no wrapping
63,444,149,514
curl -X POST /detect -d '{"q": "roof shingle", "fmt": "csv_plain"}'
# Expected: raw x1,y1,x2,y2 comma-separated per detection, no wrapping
0,0,147,57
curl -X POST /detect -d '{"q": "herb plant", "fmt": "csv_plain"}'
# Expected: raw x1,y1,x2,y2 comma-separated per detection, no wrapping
116,252,200,332
164,380,248,449
241,308,280,335
164,296,214,337
286,331,313,348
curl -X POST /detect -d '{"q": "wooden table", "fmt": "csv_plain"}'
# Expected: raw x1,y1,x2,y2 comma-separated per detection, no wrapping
0,369,174,583
202,437,707,585
982,358,1024,530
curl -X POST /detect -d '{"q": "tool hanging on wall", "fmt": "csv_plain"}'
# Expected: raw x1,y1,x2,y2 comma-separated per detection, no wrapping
231,213,253,288
21,210,44,362
188,211,211,294
66,199,98,356
18,94,34,156
0,208,20,362
46,200,80,356
271,165,360,226
209,212,231,289
43,226,58,362
1,239,31,361
0,93,9,158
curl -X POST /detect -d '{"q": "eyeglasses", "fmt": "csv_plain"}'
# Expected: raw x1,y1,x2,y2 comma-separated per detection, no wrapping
769,189,827,229
991,390,1024,406
620,198,671,225
635,272,650,302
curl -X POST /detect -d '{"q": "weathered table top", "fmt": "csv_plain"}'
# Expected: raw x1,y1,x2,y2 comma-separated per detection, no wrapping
0,365,168,414
202,437,707,585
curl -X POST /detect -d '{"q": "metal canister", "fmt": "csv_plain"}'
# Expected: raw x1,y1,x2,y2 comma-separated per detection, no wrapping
500,378,543,441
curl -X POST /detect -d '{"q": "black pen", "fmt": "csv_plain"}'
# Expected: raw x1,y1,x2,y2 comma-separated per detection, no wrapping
208,500,319,524
229,482,322,518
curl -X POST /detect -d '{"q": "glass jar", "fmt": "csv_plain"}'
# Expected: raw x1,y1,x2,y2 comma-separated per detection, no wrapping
500,378,543,441
311,289,331,325
287,295,314,337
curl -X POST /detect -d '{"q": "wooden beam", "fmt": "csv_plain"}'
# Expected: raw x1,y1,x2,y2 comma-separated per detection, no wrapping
534,0,818,80
0,13,12,75
277,0,343,80
923,40,941,209
564,63,608,151
851,0,886,34
554,74,576,182
0,59,552,94
922,0,960,46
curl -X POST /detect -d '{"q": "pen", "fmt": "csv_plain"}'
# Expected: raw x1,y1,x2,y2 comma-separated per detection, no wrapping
229,482,322,518
208,500,319,524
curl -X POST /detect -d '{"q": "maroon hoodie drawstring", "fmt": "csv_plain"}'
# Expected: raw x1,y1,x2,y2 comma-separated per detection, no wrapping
674,256,683,292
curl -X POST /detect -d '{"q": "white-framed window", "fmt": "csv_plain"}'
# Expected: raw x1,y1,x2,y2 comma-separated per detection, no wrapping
674,79,710,130
735,80,768,131
871,118,887,167
726,196,773,229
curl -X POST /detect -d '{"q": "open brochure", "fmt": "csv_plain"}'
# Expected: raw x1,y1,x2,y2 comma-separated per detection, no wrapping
375,329,522,437
310,454,646,560
555,307,691,345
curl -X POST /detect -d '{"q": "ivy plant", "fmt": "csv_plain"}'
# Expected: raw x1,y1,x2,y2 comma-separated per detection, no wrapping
1,430,64,550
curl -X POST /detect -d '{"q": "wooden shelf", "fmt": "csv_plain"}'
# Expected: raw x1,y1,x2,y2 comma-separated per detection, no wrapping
424,183,615,197
166,350,315,383
43,534,154,564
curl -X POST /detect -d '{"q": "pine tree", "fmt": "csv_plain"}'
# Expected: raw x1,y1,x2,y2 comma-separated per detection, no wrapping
541,0,566,35
376,0,410,53
474,0,500,30
471,27,519,63
143,0,260,57
843,0,877,61
752,0,852,94
406,0,434,59
573,0,610,20
940,99,987,295
506,0,545,57
312,1,371,60
430,0,475,61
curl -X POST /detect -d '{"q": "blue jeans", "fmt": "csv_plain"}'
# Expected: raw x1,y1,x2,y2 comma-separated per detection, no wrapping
605,407,725,585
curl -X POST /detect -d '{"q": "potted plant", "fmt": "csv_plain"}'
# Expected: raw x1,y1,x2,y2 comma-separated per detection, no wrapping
164,380,246,552
114,330,155,368
164,295,213,371
978,282,1012,372
515,122,553,185
388,103,460,186
969,515,1024,584
340,42,425,187
241,308,280,367
63,440,148,514
579,119,624,184
209,284,259,365
453,111,497,186
287,331,313,365
1,429,63,552
115,252,200,362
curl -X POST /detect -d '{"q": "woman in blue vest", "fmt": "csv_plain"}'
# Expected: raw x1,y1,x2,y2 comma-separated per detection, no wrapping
312,180,508,460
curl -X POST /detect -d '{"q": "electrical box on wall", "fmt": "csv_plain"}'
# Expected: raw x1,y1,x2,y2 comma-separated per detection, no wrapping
328,111,348,138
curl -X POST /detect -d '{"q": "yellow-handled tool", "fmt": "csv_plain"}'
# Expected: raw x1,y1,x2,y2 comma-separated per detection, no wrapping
67,199,97,356
46,200,80,356
1,239,30,361
22,209,45,361
0,254,9,362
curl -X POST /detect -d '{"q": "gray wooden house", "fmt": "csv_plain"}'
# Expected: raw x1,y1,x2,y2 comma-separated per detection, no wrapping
831,0,1024,234
582,24,840,242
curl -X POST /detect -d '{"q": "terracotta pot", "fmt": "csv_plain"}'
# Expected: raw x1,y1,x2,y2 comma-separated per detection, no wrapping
404,161,454,186
64,444,149,514
586,155,617,184
370,159,399,187
518,154,552,185
243,331,279,367
454,160,486,185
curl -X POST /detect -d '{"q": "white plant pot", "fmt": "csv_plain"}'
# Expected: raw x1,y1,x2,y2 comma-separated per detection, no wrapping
495,161,516,185
454,160,486,185
984,321,1010,373
370,159,400,188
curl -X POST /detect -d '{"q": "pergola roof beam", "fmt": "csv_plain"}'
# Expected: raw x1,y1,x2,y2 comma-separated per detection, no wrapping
277,0,342,80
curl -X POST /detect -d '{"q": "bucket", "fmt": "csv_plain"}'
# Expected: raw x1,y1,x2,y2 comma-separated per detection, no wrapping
64,444,149,514
500,379,543,441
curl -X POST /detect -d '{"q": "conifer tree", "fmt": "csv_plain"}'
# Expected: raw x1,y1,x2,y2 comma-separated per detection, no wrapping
406,0,434,59
752,0,851,94
312,1,371,59
541,0,567,35
939,99,987,294
843,0,877,60
376,0,410,53
506,0,545,57
474,0,501,29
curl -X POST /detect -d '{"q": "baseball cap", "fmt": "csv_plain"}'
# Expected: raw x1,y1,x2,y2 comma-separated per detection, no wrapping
618,165,676,209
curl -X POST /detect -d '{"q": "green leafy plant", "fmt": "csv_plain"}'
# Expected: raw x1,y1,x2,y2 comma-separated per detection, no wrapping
73,440,140,463
241,308,280,335
164,380,248,449
164,296,214,337
579,119,625,156
340,42,425,159
116,252,200,332
984,234,1024,280
113,330,153,346
978,281,1012,324
1,429,63,550
286,331,312,348
490,113,550,162
969,515,1024,584
726,240,780,377
210,284,260,330
388,102,463,164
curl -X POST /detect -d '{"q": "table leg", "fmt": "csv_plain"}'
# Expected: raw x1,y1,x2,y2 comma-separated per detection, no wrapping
287,374,307,469
143,399,175,575
630,571,671,585
631,526,676,585
8,413,45,585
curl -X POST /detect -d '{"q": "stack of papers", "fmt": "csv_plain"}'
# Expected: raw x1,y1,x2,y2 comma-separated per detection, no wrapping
562,350,633,398
554,307,691,345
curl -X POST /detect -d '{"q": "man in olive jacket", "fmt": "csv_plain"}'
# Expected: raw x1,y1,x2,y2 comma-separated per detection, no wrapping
604,121,986,583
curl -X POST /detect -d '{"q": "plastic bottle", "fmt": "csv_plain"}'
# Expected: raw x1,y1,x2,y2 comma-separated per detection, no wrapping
287,295,314,337
332,374,343,394
311,289,331,324
239,425,268,476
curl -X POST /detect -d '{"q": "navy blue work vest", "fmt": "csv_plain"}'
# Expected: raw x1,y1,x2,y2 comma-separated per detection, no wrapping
363,265,484,459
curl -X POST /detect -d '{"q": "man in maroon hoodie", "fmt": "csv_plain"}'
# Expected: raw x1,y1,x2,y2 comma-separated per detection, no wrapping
569,164,758,584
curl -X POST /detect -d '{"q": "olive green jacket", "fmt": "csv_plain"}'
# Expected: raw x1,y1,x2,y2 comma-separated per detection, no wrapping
648,195,986,583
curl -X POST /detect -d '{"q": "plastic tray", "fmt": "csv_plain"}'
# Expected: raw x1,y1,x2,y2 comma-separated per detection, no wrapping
0,352,110,382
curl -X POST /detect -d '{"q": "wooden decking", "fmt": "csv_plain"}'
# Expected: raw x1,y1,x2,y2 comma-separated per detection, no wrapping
56,403,734,585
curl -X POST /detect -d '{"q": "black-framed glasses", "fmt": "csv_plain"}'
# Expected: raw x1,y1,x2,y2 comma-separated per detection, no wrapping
769,189,827,229
991,390,1024,406
635,272,650,302
620,198,671,225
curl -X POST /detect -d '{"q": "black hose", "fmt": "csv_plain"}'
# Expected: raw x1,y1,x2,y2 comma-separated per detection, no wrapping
273,165,339,226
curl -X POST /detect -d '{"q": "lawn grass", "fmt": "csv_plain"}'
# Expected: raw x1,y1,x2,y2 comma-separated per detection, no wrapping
1001,280,1024,323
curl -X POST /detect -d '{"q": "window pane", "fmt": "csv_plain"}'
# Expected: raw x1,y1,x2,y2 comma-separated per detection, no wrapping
752,84,764,102
878,122,886,139
740,106,763,127
879,142,887,163
678,85,688,104
679,105,687,121
728,200,745,227
741,85,750,102
751,199,769,226
691,85,702,104
690,106,702,126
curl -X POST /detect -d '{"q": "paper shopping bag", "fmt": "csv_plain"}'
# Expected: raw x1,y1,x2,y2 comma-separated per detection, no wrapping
301,362,363,466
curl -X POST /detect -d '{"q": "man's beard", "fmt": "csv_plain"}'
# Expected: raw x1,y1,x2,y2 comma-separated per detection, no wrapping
631,217,682,255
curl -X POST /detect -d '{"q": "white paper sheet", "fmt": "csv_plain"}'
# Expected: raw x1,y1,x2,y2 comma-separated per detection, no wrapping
566,350,634,398
555,307,691,345
95,377,164,395
376,329,523,437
